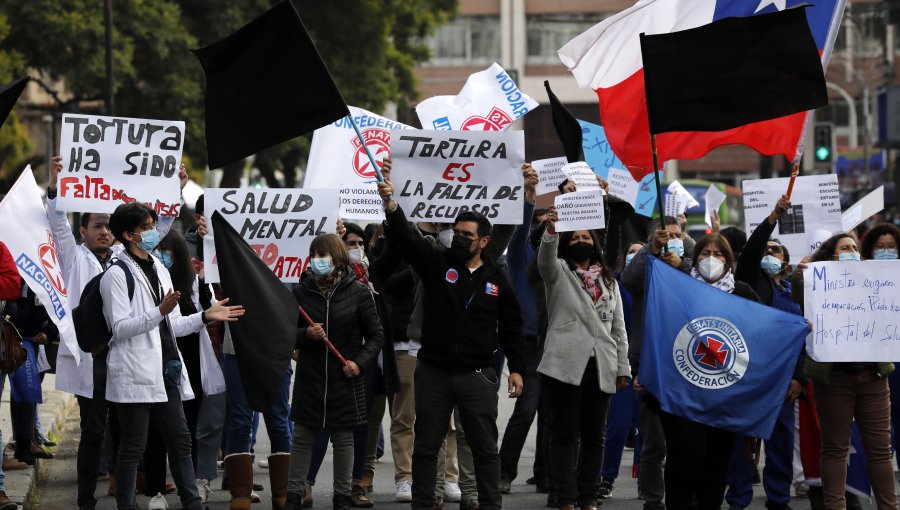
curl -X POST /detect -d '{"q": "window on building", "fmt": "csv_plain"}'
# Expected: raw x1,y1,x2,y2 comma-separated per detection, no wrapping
526,13,607,65
833,3,887,56
426,16,501,67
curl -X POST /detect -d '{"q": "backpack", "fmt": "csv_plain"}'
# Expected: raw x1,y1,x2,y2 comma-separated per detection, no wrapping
0,301,27,373
73,259,134,354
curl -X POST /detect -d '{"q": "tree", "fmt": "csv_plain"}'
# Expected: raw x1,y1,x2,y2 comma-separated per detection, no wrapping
0,13,32,182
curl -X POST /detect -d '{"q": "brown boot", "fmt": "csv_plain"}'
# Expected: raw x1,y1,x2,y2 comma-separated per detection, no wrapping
107,474,117,496
268,453,291,510
0,490,16,510
224,453,254,510
1,453,26,471
302,482,313,508
558,504,576,510
360,469,374,493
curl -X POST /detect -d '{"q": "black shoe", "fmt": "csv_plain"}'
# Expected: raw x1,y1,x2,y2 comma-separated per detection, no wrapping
333,494,352,510
751,466,761,485
254,482,264,491
499,479,512,494
547,492,559,508
526,477,537,485
284,492,304,510
78,504,97,510
536,481,551,494
597,479,614,499
37,433,57,447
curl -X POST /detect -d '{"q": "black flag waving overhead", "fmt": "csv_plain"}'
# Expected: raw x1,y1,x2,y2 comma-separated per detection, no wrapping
0,77,29,129
212,211,298,412
192,0,350,169
544,80,584,164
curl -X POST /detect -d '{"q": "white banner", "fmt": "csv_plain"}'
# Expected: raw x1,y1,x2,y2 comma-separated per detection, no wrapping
0,167,79,364
561,162,602,191
705,184,727,228
390,130,525,225
416,63,539,131
554,189,606,232
57,114,184,216
842,186,884,232
804,260,900,362
203,188,340,283
533,157,568,196
742,175,841,259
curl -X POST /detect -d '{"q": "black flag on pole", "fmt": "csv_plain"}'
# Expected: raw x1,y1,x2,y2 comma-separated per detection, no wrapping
192,0,350,169
544,80,584,164
640,7,827,135
0,77,29,129
212,211,297,412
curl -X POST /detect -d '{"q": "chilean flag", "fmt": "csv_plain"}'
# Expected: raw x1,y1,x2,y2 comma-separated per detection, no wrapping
558,0,845,180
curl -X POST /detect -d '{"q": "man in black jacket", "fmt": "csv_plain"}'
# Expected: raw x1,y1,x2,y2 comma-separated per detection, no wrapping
378,179,526,510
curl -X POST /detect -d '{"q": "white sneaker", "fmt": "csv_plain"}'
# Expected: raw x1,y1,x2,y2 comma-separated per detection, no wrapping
251,490,261,503
444,481,462,502
196,479,211,503
148,492,169,509
258,459,269,468
395,480,413,502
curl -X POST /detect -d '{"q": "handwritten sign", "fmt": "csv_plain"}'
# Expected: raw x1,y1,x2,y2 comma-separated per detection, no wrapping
742,175,841,259
562,162,602,191
390,130,525,225
665,194,690,218
607,168,639,206
203,188,340,283
533,157,568,196
57,114,184,216
804,261,900,362
554,189,606,232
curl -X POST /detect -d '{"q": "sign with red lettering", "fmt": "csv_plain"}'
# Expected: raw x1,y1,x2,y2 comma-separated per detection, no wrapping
56,113,185,216
202,188,340,283
390,130,525,225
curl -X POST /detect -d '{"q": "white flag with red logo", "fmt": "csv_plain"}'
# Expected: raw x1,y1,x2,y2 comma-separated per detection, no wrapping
305,106,412,220
0,166,79,365
416,63,539,132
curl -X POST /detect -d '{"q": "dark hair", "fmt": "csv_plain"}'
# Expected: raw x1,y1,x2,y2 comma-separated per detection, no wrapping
811,233,856,262
194,194,204,217
455,211,492,238
533,208,549,224
157,229,195,311
530,221,546,249
692,234,736,273
646,215,679,241
80,213,93,229
342,222,368,253
861,223,900,260
109,202,157,245
363,223,382,246
719,227,747,255
310,233,350,268
558,229,614,285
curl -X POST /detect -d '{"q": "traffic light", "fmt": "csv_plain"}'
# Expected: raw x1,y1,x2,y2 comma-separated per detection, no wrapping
813,123,833,163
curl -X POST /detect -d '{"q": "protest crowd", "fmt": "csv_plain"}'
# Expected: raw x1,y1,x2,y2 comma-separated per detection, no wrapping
1,1,900,510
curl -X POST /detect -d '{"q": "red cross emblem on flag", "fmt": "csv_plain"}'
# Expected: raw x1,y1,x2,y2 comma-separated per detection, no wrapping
694,337,728,369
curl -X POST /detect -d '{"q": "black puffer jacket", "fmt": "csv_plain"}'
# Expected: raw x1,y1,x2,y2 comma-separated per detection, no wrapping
291,269,384,429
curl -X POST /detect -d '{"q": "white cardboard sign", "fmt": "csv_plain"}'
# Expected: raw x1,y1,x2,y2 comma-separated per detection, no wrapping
705,184,727,228
607,167,640,205
665,194,690,218
842,186,885,232
668,180,700,209
533,157,568,196
57,113,184,216
804,260,900,362
390,130,525,225
203,188,340,283
554,189,606,232
561,162,602,191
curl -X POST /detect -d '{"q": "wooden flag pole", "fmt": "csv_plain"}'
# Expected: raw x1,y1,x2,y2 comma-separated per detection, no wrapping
650,134,668,253
785,163,800,200
298,306,349,366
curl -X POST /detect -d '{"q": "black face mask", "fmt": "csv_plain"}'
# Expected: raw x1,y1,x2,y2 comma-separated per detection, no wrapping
568,242,593,264
450,234,477,263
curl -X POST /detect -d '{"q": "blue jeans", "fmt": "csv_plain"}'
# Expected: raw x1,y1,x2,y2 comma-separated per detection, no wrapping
223,354,292,454
725,399,794,508
600,380,641,481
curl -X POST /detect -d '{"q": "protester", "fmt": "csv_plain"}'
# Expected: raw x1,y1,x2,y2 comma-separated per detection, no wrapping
102,202,244,510
860,223,899,261
793,233,898,510
377,178,526,510
0,242,18,301
285,233,384,510
621,217,689,510
727,196,804,510
537,203,630,510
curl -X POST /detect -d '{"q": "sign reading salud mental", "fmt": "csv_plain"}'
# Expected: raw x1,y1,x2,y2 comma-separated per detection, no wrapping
390,130,525,225
203,188,340,283
57,114,184,216
803,261,900,362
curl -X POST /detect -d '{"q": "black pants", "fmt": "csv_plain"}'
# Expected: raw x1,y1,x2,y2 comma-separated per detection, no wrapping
499,337,541,483
542,358,611,507
659,411,735,510
411,362,501,510
77,355,120,506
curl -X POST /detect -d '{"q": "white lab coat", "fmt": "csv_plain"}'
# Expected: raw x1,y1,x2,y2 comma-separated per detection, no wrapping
101,253,202,403
46,197,174,398
191,277,226,396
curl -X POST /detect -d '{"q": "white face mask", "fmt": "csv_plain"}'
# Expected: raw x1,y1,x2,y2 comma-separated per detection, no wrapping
348,247,366,264
438,229,454,249
698,256,725,281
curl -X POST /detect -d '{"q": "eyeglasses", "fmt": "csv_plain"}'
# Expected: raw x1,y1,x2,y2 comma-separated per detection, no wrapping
454,231,478,240
345,240,364,247
766,245,783,253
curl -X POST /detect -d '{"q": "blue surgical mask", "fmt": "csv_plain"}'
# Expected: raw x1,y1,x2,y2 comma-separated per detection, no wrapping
666,238,684,257
154,250,174,269
625,253,636,267
135,228,160,252
760,255,783,276
873,248,898,260
309,256,334,276
838,252,861,262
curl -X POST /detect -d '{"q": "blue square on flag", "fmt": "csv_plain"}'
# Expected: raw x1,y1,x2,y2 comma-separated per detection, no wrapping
640,256,809,439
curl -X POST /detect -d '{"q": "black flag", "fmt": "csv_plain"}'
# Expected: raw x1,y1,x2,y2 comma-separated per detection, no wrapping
212,211,297,412
0,77,29,129
544,80,584,164
192,1,350,169
640,7,827,135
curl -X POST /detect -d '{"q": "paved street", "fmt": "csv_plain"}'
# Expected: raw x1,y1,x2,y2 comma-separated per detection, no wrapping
33,375,873,510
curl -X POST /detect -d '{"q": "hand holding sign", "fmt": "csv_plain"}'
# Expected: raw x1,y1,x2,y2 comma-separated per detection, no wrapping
523,163,538,203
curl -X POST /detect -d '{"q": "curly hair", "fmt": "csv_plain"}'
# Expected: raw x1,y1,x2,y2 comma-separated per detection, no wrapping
861,223,900,260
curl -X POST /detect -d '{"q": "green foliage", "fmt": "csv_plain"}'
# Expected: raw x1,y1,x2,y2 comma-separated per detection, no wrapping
0,13,30,179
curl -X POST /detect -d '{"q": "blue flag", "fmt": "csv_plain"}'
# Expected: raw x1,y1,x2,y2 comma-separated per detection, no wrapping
641,257,808,439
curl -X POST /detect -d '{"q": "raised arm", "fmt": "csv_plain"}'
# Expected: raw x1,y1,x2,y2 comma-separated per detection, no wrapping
377,180,441,277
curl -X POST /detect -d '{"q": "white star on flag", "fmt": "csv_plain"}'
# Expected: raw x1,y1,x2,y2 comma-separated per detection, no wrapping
755,0,787,13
